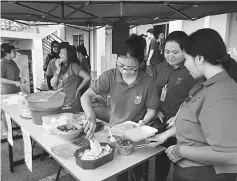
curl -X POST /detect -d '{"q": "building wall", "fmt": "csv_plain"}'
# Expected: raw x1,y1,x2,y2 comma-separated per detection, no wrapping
168,13,237,62
38,24,64,38
169,14,231,43
31,39,44,91
64,26,89,52
17,39,33,50
209,14,228,42
182,18,204,35
169,20,183,33
96,27,106,77
226,12,237,61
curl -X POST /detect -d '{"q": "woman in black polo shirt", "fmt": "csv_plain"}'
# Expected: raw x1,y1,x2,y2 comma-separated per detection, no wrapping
151,29,237,181
148,31,198,181
81,34,158,181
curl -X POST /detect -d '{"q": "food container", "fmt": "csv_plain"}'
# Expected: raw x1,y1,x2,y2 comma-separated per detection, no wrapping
74,143,115,169
107,135,121,146
111,121,158,142
25,91,66,125
51,143,80,159
42,113,73,134
115,138,134,156
30,107,62,125
110,121,138,136
124,125,158,142
54,123,83,140
25,91,66,110
42,123,56,135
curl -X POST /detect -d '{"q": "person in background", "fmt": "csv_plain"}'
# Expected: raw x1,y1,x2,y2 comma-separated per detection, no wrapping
81,34,158,181
76,44,91,74
157,32,165,63
1,43,27,135
51,43,91,113
150,28,237,181
44,40,59,90
149,31,198,181
146,28,160,78
46,42,69,90
76,44,91,95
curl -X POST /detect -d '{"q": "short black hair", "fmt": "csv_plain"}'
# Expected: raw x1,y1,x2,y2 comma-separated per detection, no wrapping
184,28,237,82
1,43,15,58
76,44,88,56
58,42,70,51
147,28,155,36
124,34,146,65
164,31,188,50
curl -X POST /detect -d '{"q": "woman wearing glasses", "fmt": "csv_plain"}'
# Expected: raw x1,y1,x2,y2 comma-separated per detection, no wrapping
81,34,158,181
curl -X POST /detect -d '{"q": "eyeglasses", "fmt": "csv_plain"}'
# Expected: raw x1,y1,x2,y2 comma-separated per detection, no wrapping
116,61,140,73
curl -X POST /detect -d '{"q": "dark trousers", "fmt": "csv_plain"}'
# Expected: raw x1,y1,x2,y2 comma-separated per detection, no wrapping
117,161,149,181
174,164,237,181
155,137,177,181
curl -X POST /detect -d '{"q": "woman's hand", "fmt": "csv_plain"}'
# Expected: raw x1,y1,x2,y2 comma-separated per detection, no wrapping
147,133,167,147
75,88,81,99
83,116,97,140
156,111,164,123
146,65,153,77
55,59,62,73
166,116,175,129
15,81,21,87
166,145,182,163
20,78,28,85
138,120,145,126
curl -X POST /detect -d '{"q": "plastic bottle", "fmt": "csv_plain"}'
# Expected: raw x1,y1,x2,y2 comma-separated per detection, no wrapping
18,92,28,112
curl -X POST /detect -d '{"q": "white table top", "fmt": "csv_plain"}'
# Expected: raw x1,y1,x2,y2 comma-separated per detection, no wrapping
1,94,165,181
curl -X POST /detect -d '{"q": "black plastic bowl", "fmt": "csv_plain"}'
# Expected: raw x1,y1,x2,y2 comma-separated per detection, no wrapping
74,142,115,169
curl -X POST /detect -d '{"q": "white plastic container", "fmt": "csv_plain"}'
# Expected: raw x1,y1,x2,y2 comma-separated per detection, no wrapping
42,123,58,135
111,121,158,142
42,113,72,134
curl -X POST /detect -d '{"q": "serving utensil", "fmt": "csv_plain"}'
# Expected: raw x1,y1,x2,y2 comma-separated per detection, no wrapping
133,144,150,149
108,126,116,142
39,88,63,101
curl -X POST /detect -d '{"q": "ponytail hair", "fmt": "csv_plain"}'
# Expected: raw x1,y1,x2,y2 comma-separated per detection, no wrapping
184,28,237,82
220,54,237,83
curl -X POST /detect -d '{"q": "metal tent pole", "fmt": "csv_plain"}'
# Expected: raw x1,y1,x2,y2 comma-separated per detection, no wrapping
88,26,91,59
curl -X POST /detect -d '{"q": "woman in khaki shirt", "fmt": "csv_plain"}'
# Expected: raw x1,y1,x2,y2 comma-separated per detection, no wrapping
148,28,237,181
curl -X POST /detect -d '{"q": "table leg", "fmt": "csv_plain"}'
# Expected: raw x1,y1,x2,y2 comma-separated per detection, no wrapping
6,119,43,172
55,166,62,181
1,126,22,144
32,140,36,148
8,139,14,173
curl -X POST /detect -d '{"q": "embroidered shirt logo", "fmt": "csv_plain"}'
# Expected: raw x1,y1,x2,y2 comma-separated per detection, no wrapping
134,95,142,104
176,77,183,84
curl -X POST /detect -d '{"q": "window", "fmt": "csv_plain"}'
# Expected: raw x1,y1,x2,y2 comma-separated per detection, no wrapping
73,34,84,47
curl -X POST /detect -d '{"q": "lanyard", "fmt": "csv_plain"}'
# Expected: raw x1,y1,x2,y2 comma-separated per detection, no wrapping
164,67,175,86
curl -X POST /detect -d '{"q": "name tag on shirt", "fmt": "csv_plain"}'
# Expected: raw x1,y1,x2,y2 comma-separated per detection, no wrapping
160,85,167,102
